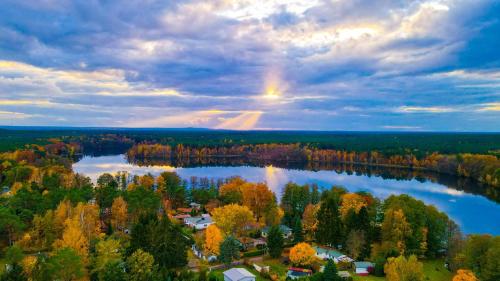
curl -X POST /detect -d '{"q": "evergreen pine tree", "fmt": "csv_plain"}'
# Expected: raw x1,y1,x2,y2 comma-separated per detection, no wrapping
293,216,304,243
322,259,341,281
316,194,344,247
219,236,240,266
267,226,284,258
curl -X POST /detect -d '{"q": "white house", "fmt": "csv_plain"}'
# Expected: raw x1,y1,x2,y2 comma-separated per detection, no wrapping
353,261,374,276
223,268,255,281
184,214,213,230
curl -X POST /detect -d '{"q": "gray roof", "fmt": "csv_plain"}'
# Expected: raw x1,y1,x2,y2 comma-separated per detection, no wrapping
354,261,374,268
313,246,344,258
185,215,212,225
262,225,292,234
223,268,255,281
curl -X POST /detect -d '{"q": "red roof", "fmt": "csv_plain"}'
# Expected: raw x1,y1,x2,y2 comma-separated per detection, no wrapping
288,267,312,273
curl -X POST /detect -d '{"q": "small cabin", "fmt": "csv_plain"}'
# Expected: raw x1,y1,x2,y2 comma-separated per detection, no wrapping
353,261,374,276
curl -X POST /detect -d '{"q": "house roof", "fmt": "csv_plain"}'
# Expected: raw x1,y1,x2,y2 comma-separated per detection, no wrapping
184,215,212,225
354,261,374,268
313,246,344,258
262,225,292,234
223,268,255,280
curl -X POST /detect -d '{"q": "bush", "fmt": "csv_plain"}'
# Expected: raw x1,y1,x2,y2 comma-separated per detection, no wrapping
242,249,266,257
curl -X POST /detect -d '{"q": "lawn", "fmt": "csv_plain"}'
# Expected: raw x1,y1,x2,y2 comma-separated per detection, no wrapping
353,259,452,281
422,259,453,281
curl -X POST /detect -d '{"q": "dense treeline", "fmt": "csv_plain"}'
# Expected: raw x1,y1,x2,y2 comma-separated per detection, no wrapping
2,128,500,156
127,143,500,188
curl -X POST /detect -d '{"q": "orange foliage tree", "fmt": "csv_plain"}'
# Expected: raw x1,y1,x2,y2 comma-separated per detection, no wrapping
339,193,367,218
204,225,223,255
452,269,478,281
289,242,316,266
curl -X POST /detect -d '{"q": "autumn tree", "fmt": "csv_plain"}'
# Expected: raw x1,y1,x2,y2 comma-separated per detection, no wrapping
241,182,275,222
126,249,156,281
302,204,319,240
212,204,255,236
53,218,89,263
384,255,423,281
452,270,478,281
110,196,128,231
289,242,316,267
205,225,223,255
218,177,245,204
381,208,411,254
339,193,367,218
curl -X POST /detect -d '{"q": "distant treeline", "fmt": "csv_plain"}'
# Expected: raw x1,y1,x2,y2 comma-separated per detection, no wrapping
1,128,500,156
127,143,500,188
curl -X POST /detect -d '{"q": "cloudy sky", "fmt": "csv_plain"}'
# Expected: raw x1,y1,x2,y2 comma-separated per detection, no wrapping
0,0,499,131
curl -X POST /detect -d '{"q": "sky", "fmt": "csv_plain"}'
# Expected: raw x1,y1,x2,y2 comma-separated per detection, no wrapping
0,0,499,131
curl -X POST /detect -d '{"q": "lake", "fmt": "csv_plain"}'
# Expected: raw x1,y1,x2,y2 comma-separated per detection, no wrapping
73,154,500,235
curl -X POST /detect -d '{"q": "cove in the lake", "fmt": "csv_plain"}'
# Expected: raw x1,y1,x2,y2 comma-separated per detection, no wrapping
73,154,500,235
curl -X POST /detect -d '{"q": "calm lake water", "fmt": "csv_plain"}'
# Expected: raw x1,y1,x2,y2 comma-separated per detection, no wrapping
73,154,500,235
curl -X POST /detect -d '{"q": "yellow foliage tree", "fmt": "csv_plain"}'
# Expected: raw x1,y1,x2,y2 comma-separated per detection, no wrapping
139,174,155,189
381,208,412,254
289,242,316,266
212,204,255,236
204,225,223,255
452,269,478,281
384,255,423,281
53,218,89,263
73,202,101,240
339,193,367,218
21,255,37,279
111,196,128,231
302,204,319,240
54,199,74,234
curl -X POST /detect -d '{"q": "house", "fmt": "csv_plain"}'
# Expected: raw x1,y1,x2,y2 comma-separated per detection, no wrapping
190,202,201,210
172,214,191,222
314,246,344,262
184,214,213,230
286,268,312,280
314,246,354,263
237,237,267,250
261,225,292,239
353,261,374,276
223,268,256,281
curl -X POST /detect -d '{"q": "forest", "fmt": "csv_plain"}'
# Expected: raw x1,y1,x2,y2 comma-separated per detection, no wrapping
0,140,498,281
